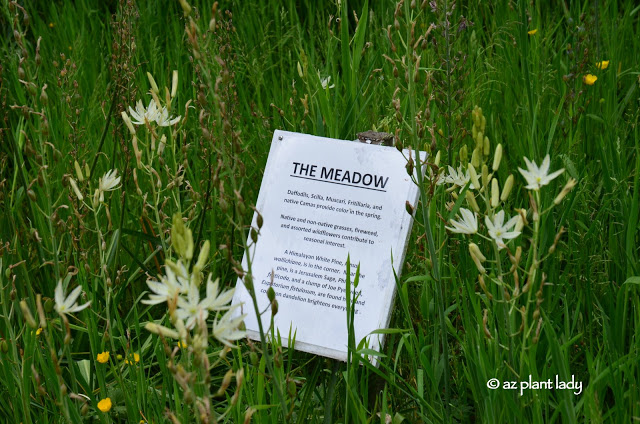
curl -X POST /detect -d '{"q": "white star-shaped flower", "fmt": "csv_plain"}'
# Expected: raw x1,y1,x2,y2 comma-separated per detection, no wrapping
202,275,235,312
485,210,521,249
155,106,181,127
212,307,246,348
443,165,475,189
128,100,161,126
55,280,91,315
141,261,190,306
176,281,210,330
518,155,564,190
446,208,478,234
97,169,121,203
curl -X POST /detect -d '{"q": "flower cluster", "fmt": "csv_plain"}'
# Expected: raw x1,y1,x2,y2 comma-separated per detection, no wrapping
443,106,576,264
143,214,246,349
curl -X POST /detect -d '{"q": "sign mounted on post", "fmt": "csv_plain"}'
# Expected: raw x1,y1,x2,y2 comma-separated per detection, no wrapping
232,130,425,361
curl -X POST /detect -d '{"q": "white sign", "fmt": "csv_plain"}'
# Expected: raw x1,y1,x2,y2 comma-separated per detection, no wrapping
232,130,425,361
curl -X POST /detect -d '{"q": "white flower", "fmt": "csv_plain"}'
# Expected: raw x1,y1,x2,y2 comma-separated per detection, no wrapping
97,169,121,203
485,210,521,249
128,100,161,126
54,280,91,315
176,281,210,330
319,72,334,89
156,105,181,127
446,208,478,234
518,155,564,190
141,261,189,305
128,99,181,127
439,165,475,190
212,307,246,348
203,275,235,311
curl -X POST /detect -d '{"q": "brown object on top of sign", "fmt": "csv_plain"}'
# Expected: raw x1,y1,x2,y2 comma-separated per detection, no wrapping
356,131,394,146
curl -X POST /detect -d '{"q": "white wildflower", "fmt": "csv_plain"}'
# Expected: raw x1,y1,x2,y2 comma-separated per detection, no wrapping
97,169,121,203
176,281,210,330
440,165,475,190
203,275,235,311
518,155,564,191
212,307,246,348
128,100,161,126
155,105,181,127
446,208,478,234
485,210,521,249
54,280,91,315
319,72,335,89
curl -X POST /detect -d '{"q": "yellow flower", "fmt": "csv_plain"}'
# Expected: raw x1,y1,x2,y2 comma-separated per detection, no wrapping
36,328,43,336
116,354,123,360
97,398,112,412
125,353,140,365
596,60,609,70
527,29,538,35
97,351,110,364
178,341,187,349
583,74,597,85
48,22,54,28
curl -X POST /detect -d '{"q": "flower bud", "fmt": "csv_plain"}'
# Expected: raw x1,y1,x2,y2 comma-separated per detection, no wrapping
514,209,527,232
500,174,514,202
483,136,490,156
215,369,233,397
121,111,136,135
470,251,486,274
257,212,264,229
194,240,210,273
434,150,441,167
20,300,38,329
145,323,180,339
147,72,159,94
468,164,480,189
465,190,480,213
69,177,83,201
481,164,489,188
171,70,179,98
0,339,8,354
553,178,577,205
471,148,481,168
475,131,483,150
267,286,276,302
405,156,414,176
459,144,468,164
405,200,414,216
469,242,486,262
492,143,502,171
297,61,304,78
74,160,84,182
40,86,48,105
491,178,499,207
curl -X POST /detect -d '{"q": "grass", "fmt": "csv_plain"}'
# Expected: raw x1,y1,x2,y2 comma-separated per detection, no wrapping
1,0,639,422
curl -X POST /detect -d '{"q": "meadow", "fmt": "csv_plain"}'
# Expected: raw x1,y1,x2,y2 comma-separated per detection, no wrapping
0,0,639,422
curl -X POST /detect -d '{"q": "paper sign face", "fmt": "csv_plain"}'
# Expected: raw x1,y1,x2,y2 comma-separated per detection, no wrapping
232,130,425,361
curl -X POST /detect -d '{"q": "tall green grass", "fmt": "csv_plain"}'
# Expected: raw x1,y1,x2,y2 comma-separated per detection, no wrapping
0,0,638,422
